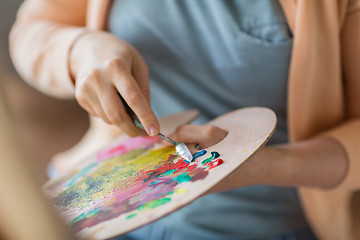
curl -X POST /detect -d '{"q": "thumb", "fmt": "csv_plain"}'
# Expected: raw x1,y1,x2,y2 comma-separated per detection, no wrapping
170,124,227,149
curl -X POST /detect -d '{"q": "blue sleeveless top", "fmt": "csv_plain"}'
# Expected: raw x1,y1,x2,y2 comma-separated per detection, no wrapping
108,1,309,239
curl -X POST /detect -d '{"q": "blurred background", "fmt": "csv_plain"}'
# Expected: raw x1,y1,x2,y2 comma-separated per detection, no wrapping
0,0,89,183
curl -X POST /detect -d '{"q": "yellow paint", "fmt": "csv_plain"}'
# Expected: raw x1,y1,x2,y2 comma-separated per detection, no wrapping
174,188,187,194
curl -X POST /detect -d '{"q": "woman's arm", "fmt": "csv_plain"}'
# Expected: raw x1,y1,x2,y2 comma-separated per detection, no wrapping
10,0,160,136
211,137,348,193
170,124,348,193
9,0,88,98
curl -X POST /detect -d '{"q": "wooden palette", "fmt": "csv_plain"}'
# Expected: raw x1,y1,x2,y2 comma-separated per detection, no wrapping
44,107,276,239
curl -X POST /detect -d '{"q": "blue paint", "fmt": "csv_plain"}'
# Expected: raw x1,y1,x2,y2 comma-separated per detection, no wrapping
66,162,98,188
192,150,207,160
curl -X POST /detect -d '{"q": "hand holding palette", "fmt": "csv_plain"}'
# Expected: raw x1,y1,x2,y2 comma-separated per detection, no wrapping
44,107,276,239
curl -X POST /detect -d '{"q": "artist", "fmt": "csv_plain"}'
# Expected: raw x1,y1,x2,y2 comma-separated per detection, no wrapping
10,0,360,239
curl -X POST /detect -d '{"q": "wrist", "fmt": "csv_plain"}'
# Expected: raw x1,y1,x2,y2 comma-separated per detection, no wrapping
250,145,293,186
68,30,102,83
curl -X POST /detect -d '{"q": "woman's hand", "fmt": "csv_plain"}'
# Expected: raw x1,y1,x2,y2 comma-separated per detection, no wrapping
70,31,159,137
170,124,228,150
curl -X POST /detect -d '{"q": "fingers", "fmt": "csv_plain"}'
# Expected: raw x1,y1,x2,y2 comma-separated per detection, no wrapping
75,56,158,137
75,74,110,123
72,31,158,137
170,125,228,149
132,52,151,103
92,101,110,124
97,86,145,137
109,59,159,136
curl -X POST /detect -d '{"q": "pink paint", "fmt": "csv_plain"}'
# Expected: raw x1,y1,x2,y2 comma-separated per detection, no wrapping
97,136,161,161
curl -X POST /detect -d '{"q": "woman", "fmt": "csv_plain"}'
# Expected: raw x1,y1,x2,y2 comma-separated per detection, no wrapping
10,0,360,239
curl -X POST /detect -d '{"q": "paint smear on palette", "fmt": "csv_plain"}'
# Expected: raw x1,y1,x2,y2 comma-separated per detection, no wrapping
49,136,223,232
96,136,160,161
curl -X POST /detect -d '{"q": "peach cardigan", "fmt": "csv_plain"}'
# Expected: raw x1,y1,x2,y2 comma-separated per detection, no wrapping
10,0,360,239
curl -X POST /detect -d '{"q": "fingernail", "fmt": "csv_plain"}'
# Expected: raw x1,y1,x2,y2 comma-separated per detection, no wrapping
149,126,159,136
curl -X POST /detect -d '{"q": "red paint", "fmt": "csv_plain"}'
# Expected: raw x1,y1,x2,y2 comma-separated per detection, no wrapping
154,158,190,174
208,159,224,170
142,156,208,183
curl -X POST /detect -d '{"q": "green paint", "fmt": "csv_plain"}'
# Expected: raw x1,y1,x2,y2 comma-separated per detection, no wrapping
150,180,161,185
139,197,171,210
202,151,220,164
174,173,191,183
202,158,211,164
161,169,176,176
212,152,220,158
71,208,101,223
126,213,137,219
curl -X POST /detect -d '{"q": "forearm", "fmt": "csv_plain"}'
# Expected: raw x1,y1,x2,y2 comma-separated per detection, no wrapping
209,137,348,193
9,0,87,98
265,138,347,188
10,22,85,97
